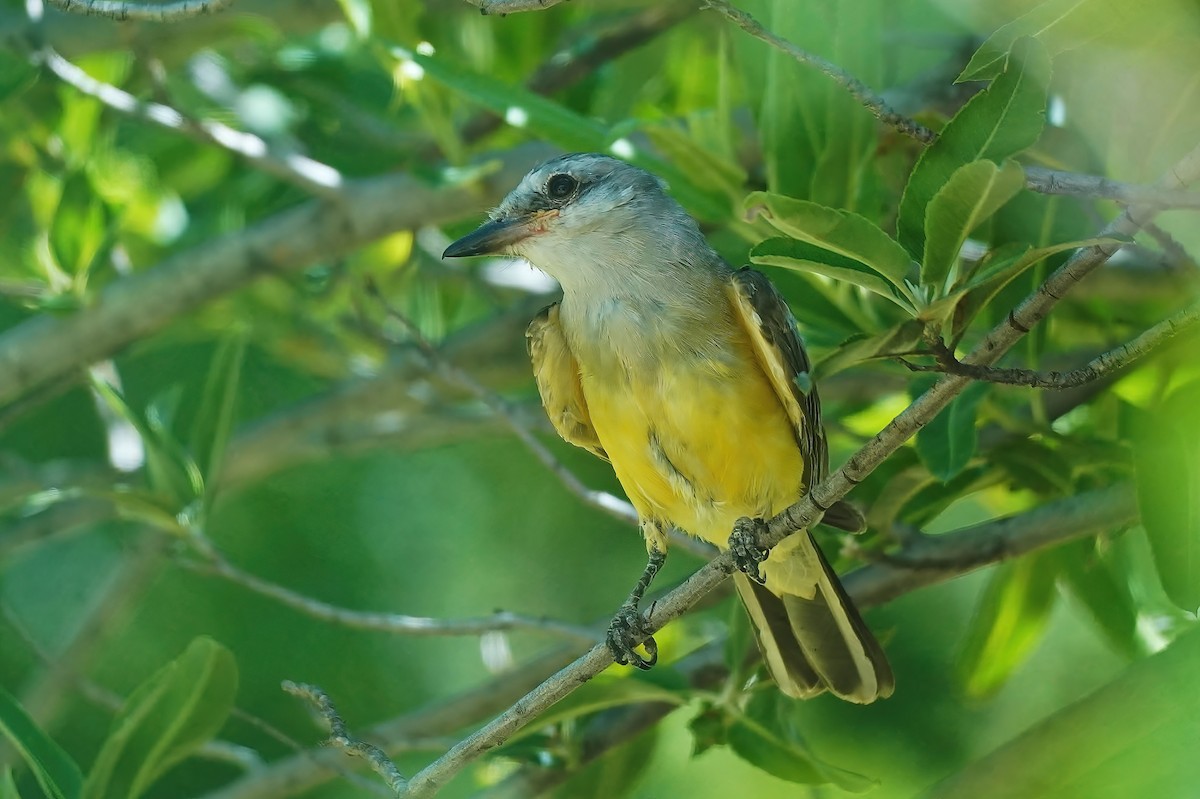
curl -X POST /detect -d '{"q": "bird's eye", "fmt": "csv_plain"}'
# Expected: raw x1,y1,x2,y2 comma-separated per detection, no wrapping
546,173,578,200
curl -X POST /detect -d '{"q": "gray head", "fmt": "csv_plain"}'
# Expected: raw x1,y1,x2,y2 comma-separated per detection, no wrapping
443,153,719,294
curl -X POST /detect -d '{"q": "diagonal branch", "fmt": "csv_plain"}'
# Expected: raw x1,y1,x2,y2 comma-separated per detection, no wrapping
901,301,1200,388
45,0,234,21
464,0,566,15
1024,166,1200,210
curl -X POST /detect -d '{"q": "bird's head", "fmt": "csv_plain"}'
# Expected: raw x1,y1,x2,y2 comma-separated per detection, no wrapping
442,153,710,289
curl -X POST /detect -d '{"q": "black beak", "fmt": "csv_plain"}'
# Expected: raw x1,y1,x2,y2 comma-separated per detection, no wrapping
443,217,531,258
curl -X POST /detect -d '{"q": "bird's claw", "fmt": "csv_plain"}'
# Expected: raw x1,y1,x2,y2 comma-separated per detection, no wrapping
606,601,657,670
730,516,770,585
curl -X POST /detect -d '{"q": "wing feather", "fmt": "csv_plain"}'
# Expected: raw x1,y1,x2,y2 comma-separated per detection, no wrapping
526,303,608,461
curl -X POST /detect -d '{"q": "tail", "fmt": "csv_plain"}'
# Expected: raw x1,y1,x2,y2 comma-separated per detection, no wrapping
733,531,894,704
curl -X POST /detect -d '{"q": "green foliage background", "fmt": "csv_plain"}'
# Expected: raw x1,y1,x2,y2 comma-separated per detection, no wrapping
1,0,1198,797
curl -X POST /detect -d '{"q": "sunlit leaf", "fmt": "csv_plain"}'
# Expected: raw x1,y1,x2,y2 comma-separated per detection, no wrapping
958,553,1059,697
932,630,1200,798
84,637,238,799
921,160,1025,293
750,237,910,311
898,38,1051,260
959,0,1140,81
0,768,22,799
0,688,82,799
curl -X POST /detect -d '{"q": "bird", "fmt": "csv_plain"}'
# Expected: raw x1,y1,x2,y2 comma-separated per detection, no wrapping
444,153,894,703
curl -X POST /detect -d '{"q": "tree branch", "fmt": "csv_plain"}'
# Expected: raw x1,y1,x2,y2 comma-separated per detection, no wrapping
282,682,408,795
1024,166,1200,210
463,0,566,15
179,527,599,642
0,143,554,408
45,0,234,22
900,301,1200,388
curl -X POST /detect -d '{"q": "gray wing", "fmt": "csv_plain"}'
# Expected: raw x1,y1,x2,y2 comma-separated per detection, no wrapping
525,303,608,462
727,268,865,532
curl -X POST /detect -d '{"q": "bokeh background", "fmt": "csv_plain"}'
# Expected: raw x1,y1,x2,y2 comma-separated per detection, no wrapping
1,0,1198,797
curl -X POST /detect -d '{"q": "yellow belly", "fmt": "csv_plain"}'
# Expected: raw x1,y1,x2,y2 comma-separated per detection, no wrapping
580,348,805,549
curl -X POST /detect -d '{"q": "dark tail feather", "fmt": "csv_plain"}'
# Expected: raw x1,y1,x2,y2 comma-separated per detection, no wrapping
733,532,893,703
822,500,866,533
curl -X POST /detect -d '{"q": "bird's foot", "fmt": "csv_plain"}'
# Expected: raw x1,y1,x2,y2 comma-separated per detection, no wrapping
606,600,657,670
729,516,770,585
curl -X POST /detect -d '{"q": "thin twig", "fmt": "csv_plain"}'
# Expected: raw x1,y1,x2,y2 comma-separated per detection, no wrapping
46,0,234,21
180,527,599,642
37,49,342,198
463,0,566,15
282,681,408,796
900,302,1200,388
1024,166,1200,209
1143,222,1197,267
703,0,938,144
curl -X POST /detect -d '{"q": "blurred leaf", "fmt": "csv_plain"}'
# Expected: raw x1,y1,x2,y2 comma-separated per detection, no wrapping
335,0,372,38
84,637,238,799
1053,539,1141,658
958,552,1059,697
547,726,658,799
0,51,38,103
959,0,1137,81
0,687,83,799
50,171,109,283
992,438,1075,496
752,0,883,210
401,47,728,221
724,596,757,685
728,692,873,791
0,768,21,799
921,160,1025,294
931,630,1200,799
189,332,248,492
1131,380,1200,611
641,124,746,202
898,38,1051,260
902,464,994,529
915,378,991,481
90,378,201,509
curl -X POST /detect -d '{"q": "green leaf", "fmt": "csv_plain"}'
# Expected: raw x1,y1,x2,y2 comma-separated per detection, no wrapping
400,47,728,222
931,630,1200,799
547,727,659,799
747,192,915,290
50,171,109,281
0,688,83,799
898,38,1051,260
750,237,910,311
958,553,1059,697
89,378,202,509
0,768,22,799
335,0,371,37
727,693,873,791
0,51,38,103
1132,381,1200,611
921,160,1025,292
914,378,991,481
815,319,925,378
84,637,237,799
958,0,1134,82
1053,539,1141,658
189,332,248,490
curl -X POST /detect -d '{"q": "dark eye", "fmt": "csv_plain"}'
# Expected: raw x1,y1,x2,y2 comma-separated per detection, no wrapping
546,173,578,200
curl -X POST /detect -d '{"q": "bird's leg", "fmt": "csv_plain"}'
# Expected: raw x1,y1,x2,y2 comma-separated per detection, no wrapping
606,546,666,670
729,516,770,585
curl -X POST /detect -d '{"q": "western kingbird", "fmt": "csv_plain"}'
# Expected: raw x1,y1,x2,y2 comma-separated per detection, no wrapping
445,153,893,702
